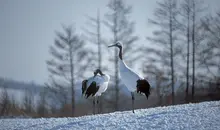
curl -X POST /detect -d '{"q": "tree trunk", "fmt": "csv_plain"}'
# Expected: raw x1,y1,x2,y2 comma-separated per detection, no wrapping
70,45,75,117
192,0,195,101
169,3,175,105
186,0,190,103
114,0,119,111
97,9,103,113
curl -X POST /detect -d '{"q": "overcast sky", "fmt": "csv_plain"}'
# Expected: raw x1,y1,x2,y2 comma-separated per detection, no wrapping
0,0,219,84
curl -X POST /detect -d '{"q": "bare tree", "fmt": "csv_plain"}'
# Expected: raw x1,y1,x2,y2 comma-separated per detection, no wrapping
178,0,192,102
142,64,170,106
201,10,220,80
0,87,10,116
23,88,34,114
104,0,139,111
37,87,48,117
176,0,207,101
46,25,91,116
145,0,179,104
84,9,106,71
83,9,108,113
191,0,196,101
189,0,206,100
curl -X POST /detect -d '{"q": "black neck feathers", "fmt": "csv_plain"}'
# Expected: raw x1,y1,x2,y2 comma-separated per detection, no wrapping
118,46,123,60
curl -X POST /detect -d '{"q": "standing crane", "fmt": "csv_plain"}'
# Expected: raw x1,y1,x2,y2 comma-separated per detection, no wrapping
108,41,151,113
82,69,110,114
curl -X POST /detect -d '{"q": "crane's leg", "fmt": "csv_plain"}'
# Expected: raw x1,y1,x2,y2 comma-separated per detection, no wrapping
131,92,135,113
97,96,99,114
93,97,96,115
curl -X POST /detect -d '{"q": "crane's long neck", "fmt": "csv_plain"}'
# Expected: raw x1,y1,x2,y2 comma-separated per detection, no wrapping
118,46,123,60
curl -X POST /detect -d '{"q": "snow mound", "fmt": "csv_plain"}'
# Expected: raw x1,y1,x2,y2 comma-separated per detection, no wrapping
0,101,220,130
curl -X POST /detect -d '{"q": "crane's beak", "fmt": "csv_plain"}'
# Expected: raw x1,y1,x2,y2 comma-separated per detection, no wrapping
108,44,117,48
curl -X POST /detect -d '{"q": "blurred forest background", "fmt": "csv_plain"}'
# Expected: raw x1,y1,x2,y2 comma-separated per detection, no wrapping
0,0,220,118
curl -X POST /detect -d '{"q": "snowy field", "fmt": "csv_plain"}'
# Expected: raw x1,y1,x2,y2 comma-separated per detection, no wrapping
0,101,220,130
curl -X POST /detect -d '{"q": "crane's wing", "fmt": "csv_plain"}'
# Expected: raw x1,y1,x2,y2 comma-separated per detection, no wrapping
85,81,99,98
86,75,105,87
119,60,144,91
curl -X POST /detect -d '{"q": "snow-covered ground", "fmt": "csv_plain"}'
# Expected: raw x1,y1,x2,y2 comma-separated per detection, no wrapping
0,101,220,130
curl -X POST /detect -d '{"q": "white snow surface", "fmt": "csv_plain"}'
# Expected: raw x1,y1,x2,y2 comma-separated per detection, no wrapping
1,101,220,130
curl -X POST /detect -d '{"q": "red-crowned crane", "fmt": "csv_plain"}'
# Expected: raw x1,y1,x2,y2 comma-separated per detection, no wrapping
108,41,151,113
82,69,110,114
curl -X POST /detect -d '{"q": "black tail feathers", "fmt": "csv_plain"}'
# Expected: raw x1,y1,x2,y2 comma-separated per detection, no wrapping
136,79,151,99
85,81,99,98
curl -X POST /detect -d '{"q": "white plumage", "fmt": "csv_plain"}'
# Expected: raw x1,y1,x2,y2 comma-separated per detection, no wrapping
82,69,110,114
84,73,110,97
108,41,151,113
119,60,144,92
